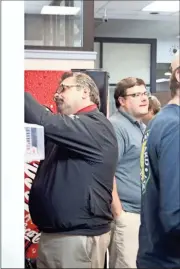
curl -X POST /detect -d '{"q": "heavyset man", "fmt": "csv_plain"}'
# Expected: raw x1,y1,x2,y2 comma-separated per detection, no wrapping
25,72,118,268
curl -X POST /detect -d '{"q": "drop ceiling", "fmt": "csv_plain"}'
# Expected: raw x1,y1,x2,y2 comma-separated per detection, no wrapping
24,1,81,14
24,1,51,14
94,1,179,21
25,1,179,21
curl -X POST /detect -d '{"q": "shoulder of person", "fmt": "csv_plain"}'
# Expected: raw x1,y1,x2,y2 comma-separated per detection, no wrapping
109,113,128,131
77,111,115,132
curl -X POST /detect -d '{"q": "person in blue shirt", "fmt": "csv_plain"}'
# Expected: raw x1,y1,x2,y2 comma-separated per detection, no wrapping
137,52,180,268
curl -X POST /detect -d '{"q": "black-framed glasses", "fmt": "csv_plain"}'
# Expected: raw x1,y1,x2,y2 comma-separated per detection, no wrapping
56,83,81,94
123,91,149,98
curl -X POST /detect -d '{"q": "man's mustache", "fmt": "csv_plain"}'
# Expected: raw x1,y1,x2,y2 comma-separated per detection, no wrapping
54,96,64,104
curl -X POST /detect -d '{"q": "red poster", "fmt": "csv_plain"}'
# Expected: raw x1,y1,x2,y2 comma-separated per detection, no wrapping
24,161,40,266
24,70,65,267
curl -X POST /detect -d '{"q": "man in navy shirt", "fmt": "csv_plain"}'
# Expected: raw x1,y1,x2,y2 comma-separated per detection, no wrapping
137,52,180,268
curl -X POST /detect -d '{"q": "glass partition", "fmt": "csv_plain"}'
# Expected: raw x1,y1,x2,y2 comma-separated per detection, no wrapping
108,86,117,117
156,63,171,92
25,0,83,48
103,43,151,85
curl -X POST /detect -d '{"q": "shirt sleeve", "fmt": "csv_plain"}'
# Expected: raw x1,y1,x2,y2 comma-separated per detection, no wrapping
158,123,180,239
25,92,102,162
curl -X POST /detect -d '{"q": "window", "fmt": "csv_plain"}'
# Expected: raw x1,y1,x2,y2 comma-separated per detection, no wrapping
108,86,116,117
25,0,83,48
103,43,151,85
156,63,171,92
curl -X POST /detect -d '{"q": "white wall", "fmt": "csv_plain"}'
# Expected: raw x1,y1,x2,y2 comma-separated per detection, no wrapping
102,43,150,84
25,59,95,70
95,19,179,63
24,50,96,70
157,39,179,63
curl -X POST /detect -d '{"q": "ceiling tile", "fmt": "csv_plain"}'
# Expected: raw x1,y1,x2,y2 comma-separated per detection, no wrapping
24,1,52,14
94,1,109,12
103,1,153,11
97,9,139,15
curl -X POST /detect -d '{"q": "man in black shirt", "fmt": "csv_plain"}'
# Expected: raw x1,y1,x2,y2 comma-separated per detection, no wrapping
25,72,118,268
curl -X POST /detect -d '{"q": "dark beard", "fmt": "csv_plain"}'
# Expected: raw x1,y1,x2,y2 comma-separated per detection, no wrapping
55,101,71,115
54,96,64,113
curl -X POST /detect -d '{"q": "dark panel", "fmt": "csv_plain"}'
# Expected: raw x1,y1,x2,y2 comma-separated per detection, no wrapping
99,41,103,68
83,0,94,51
150,39,157,93
94,37,157,44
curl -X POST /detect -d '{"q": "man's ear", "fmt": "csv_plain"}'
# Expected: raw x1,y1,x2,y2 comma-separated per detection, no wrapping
149,109,154,116
82,87,90,99
118,96,125,107
175,69,180,83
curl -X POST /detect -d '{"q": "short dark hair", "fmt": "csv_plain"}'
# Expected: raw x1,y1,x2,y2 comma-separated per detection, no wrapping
148,96,161,115
114,77,146,108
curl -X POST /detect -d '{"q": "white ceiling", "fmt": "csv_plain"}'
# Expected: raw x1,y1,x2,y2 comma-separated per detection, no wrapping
25,1,179,21
24,1,179,39
24,1,81,14
94,1,179,21
24,1,51,14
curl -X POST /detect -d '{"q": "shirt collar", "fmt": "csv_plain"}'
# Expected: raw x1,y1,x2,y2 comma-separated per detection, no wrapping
118,109,146,133
76,104,97,114
118,108,137,124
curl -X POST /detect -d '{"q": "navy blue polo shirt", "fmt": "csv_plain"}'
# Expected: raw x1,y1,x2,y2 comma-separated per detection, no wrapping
137,104,180,268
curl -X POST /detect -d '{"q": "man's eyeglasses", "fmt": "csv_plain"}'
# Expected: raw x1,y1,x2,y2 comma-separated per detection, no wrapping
56,83,81,94
123,92,149,98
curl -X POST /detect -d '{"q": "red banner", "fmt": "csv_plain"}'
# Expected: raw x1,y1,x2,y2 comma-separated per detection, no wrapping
24,161,40,260
24,70,65,266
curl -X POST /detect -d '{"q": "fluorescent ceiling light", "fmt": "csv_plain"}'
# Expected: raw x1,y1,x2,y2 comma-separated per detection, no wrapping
142,1,179,12
156,78,170,83
164,72,171,76
41,6,80,15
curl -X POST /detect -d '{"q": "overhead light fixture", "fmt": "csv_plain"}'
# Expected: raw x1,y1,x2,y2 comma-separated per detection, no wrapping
41,6,80,15
156,78,170,83
164,72,171,76
142,1,179,12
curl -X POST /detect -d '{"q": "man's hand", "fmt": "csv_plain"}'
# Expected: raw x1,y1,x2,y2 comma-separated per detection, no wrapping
111,177,123,219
